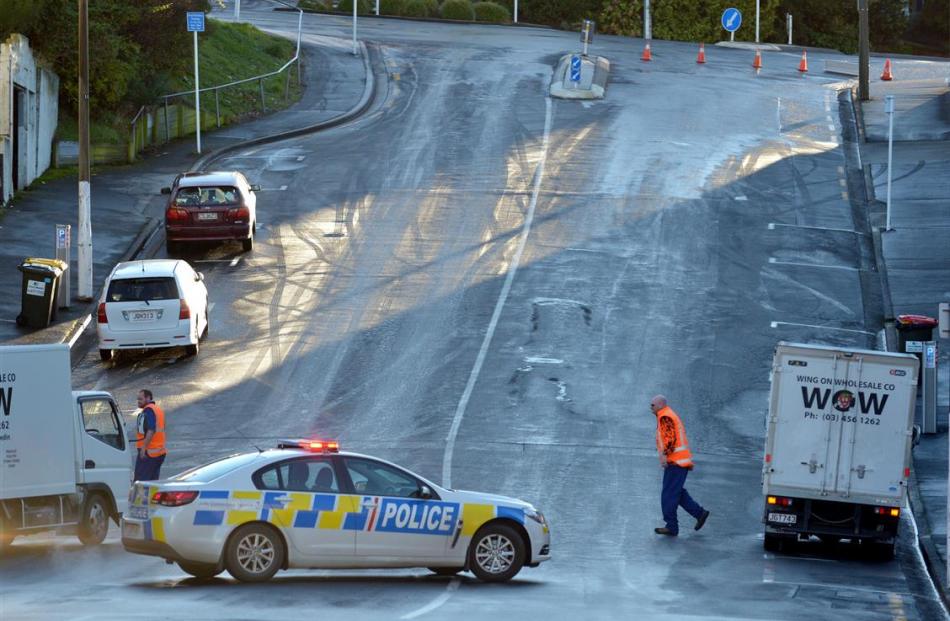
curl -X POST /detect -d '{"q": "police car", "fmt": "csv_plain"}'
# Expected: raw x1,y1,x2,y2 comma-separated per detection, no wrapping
122,440,551,583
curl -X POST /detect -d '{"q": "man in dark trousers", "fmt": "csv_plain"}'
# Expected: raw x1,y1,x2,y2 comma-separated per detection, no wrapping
134,389,167,481
651,395,710,536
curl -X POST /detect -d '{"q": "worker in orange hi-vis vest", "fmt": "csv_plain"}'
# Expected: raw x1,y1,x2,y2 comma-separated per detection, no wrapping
651,395,710,536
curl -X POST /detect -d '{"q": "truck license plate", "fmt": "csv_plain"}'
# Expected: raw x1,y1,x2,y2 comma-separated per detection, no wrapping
768,512,797,525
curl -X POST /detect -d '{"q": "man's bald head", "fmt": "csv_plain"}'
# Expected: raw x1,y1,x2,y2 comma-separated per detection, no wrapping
650,395,667,414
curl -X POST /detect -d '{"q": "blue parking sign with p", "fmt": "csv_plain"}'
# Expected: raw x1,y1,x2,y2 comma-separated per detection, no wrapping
187,12,205,32
570,55,582,83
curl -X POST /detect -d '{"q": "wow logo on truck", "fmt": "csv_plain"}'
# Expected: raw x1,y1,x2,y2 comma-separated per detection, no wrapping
796,375,896,422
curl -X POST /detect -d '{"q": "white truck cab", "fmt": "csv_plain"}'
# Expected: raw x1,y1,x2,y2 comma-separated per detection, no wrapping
1,344,131,548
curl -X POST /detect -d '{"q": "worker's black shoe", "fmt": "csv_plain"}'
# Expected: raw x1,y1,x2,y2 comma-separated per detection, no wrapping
695,510,710,531
654,527,677,536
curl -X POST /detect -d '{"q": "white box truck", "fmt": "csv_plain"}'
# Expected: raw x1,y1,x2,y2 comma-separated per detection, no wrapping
0,344,131,548
762,342,919,558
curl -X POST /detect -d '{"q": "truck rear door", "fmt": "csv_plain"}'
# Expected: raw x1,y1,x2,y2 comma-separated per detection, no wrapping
766,347,853,495
837,354,918,500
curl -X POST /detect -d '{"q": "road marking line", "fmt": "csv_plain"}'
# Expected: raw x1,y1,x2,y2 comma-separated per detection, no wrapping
768,222,862,235
296,156,305,161
839,178,848,188
769,257,858,271
827,124,835,132
442,97,553,489
0,318,16,323
771,321,875,336
209,303,216,312
400,578,460,620
841,191,849,199
230,256,241,267
524,356,563,364
67,314,92,349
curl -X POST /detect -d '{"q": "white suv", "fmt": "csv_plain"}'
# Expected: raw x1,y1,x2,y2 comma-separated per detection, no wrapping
97,260,209,362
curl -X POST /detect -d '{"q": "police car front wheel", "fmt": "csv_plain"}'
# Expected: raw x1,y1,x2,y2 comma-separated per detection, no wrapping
469,523,526,582
225,523,285,582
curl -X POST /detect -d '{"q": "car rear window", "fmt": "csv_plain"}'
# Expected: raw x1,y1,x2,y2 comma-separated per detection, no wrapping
106,277,179,302
168,452,262,483
174,186,240,207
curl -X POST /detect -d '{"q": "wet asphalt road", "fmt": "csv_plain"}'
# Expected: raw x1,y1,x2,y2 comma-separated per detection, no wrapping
1,4,947,620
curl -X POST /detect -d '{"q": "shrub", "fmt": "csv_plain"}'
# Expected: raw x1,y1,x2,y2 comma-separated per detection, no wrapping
473,1,510,22
297,0,328,10
401,0,429,16
337,0,373,14
520,0,600,29
379,0,405,13
423,0,439,16
440,0,475,20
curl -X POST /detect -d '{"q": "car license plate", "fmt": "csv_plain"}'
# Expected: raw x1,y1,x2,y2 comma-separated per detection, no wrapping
129,310,157,322
122,521,143,539
129,505,149,520
768,512,797,525
197,212,219,221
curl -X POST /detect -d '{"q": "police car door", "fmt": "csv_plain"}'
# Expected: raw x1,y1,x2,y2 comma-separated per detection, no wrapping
342,457,457,560
256,457,355,562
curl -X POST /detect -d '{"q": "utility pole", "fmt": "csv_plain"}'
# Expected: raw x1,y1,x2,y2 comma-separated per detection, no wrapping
858,0,870,101
77,0,93,301
644,0,651,40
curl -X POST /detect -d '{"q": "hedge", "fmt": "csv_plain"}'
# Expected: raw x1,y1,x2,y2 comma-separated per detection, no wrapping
519,0,601,30
423,0,440,16
600,0,778,42
297,0,329,10
401,0,429,16
337,0,373,14
378,0,405,14
473,1,511,22
441,0,476,20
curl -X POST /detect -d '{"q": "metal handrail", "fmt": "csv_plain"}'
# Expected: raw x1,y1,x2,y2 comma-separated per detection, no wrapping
130,105,147,126
159,0,303,102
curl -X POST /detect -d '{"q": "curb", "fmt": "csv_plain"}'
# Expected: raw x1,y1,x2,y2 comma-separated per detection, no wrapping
192,40,377,172
61,39,379,364
848,83,950,610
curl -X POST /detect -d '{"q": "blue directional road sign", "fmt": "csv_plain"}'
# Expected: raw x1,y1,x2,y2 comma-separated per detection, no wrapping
187,12,205,32
721,8,741,32
570,55,582,82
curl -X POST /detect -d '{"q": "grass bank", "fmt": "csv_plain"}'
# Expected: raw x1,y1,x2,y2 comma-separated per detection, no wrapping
56,20,301,144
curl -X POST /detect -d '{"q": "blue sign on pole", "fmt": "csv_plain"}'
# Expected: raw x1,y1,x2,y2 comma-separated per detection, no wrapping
570,55,582,82
721,8,742,32
187,12,205,32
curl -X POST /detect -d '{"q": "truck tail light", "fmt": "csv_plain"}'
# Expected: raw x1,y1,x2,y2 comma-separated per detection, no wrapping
179,299,191,320
767,496,793,507
97,303,108,324
228,206,250,222
166,207,189,223
151,491,198,507
875,506,900,517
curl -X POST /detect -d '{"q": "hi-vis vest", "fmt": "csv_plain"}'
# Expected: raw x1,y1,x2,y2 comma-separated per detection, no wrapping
655,406,694,468
136,403,166,458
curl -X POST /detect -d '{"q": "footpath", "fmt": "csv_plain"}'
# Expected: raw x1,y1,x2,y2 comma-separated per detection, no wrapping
857,59,950,597
0,35,371,350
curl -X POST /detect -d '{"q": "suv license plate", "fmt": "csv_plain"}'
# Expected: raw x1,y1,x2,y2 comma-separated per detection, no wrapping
129,505,149,520
768,512,797,525
197,212,218,221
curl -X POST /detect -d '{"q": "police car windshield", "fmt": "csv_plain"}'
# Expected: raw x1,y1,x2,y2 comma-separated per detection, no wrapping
169,452,261,483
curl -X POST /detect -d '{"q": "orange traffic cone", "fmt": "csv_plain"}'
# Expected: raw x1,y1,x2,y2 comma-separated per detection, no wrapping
798,49,808,73
641,43,652,62
752,49,762,70
881,58,893,81
696,42,706,64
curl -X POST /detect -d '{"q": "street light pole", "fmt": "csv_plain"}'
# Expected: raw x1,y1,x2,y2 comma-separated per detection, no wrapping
644,0,651,40
885,95,895,231
352,0,358,55
77,0,93,301
858,0,870,101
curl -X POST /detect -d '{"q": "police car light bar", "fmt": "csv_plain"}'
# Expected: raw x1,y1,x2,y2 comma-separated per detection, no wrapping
277,439,340,453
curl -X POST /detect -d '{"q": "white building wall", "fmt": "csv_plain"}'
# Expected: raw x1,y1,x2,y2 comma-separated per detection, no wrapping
0,34,59,206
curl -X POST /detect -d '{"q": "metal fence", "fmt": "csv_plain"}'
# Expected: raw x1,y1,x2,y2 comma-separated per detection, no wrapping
126,0,303,163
